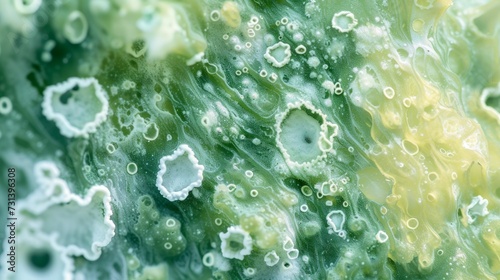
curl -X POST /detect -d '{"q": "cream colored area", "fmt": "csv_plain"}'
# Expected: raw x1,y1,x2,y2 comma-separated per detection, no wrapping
350,0,500,273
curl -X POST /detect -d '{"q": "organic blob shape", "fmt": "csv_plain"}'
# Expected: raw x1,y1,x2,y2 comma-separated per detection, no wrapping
219,226,253,260
36,185,116,261
264,42,292,68
331,11,358,33
466,195,489,224
276,102,337,168
1,230,74,280
42,77,109,138
156,144,204,201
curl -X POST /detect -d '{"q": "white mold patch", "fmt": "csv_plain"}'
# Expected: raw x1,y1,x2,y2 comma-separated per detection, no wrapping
326,210,346,233
35,185,116,261
219,226,252,260
275,101,338,168
1,230,74,280
331,11,358,33
375,230,389,243
156,144,204,201
354,24,389,57
465,195,489,224
264,42,292,68
42,77,109,138
19,164,115,262
264,250,280,266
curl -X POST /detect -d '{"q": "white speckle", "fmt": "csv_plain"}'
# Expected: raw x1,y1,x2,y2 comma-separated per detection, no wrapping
0,97,13,115
307,56,320,68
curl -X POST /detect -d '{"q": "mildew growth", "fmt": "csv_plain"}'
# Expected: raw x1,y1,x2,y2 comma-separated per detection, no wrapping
264,42,292,68
219,226,252,260
156,144,204,201
276,101,338,168
1,0,500,279
42,77,109,138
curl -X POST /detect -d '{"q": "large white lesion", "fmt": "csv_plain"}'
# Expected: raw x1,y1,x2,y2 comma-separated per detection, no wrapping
17,162,116,262
1,229,74,280
42,77,109,138
275,101,339,169
156,144,204,201
264,42,292,68
35,185,116,261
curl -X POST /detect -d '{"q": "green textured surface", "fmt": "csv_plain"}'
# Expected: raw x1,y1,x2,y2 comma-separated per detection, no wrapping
1,0,500,279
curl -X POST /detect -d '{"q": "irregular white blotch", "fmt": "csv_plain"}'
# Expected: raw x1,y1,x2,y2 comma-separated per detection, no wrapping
264,42,292,68
462,131,485,154
264,250,280,266
354,24,388,57
1,230,74,280
375,230,389,243
322,81,336,94
307,56,320,68
275,101,339,168
215,101,230,117
219,226,252,260
466,195,489,224
331,11,358,33
42,77,109,138
186,52,205,66
35,185,115,261
34,161,60,181
19,163,115,262
24,162,72,213
326,210,346,233
201,110,218,127
156,144,204,201
327,38,345,60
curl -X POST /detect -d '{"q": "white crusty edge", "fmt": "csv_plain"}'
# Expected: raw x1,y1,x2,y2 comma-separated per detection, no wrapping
20,161,115,261
156,144,204,201
42,77,109,138
61,185,116,261
264,42,292,68
275,101,339,169
219,226,253,260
